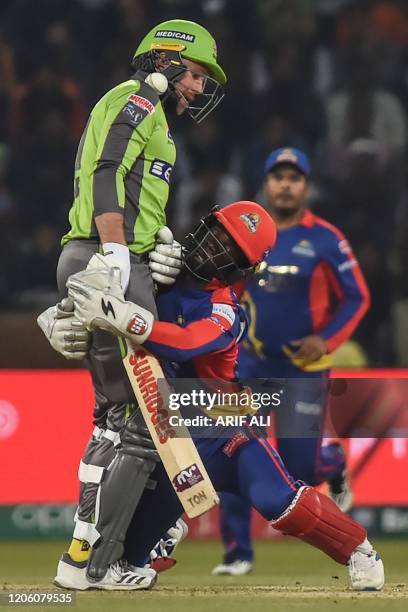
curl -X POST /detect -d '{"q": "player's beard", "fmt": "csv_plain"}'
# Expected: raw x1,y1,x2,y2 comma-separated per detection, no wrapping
270,196,302,221
273,206,300,220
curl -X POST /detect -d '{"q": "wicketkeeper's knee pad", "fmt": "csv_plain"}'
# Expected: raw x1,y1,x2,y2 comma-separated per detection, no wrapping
271,486,366,564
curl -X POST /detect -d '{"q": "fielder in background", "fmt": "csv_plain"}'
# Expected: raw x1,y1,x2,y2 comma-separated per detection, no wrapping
213,147,370,576
65,200,384,593
39,19,226,589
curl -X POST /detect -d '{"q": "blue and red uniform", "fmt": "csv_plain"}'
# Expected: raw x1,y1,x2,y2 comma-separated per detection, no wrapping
219,209,370,563
123,275,301,565
145,279,246,380
240,209,369,363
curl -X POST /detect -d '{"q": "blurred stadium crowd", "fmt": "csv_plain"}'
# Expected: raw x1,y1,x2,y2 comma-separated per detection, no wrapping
1,0,408,366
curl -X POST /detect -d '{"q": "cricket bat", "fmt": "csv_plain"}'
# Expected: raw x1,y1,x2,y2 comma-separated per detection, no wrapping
122,339,219,518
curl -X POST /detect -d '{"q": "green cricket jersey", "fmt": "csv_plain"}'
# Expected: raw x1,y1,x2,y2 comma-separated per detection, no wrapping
61,72,176,253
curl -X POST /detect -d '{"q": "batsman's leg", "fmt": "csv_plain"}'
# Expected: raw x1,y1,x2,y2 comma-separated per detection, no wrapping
55,404,159,590
86,410,160,581
55,243,160,589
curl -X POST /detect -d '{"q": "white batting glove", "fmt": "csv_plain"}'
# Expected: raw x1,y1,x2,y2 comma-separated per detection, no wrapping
87,243,130,292
67,268,154,344
37,298,90,360
149,226,183,285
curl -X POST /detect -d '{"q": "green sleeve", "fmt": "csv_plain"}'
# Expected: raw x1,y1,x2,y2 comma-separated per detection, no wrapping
92,82,159,215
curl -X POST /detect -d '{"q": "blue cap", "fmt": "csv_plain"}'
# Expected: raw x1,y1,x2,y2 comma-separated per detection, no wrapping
264,147,311,177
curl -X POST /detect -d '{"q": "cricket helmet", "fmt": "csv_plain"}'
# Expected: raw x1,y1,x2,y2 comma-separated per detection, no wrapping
134,19,226,84
132,20,226,123
184,201,277,284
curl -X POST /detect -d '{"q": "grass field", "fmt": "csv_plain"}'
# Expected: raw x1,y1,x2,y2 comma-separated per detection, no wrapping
0,538,406,612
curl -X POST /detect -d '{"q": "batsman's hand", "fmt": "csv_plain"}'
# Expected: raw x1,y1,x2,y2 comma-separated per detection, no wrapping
37,298,90,360
149,226,183,285
67,267,154,343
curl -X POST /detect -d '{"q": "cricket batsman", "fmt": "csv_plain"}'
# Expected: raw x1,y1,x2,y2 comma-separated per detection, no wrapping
60,201,384,592
38,19,226,589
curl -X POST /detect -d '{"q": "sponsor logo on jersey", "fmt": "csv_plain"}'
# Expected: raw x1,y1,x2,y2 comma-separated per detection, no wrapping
338,258,357,272
150,159,173,184
211,303,235,327
127,313,149,336
264,264,300,275
240,212,260,233
338,239,352,255
128,94,155,114
172,464,204,492
292,240,316,257
123,103,144,125
155,30,196,43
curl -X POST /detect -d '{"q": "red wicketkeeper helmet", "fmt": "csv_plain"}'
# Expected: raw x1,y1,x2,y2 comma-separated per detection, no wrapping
184,201,277,284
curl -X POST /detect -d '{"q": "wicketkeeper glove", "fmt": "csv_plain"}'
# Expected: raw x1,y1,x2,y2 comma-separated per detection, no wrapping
149,226,183,285
147,519,188,573
37,298,90,360
67,266,154,344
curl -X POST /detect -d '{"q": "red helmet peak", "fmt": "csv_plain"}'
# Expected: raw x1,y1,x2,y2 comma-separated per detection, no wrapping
213,201,277,265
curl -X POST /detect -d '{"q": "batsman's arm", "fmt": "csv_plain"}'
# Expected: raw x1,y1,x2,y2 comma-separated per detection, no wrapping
89,83,158,290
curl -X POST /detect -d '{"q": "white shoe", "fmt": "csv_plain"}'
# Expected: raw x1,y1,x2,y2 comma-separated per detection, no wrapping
212,560,253,576
348,540,384,591
329,470,353,512
54,553,157,591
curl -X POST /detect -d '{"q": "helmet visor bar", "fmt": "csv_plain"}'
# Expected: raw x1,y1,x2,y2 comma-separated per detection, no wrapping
185,75,225,124
184,218,252,283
